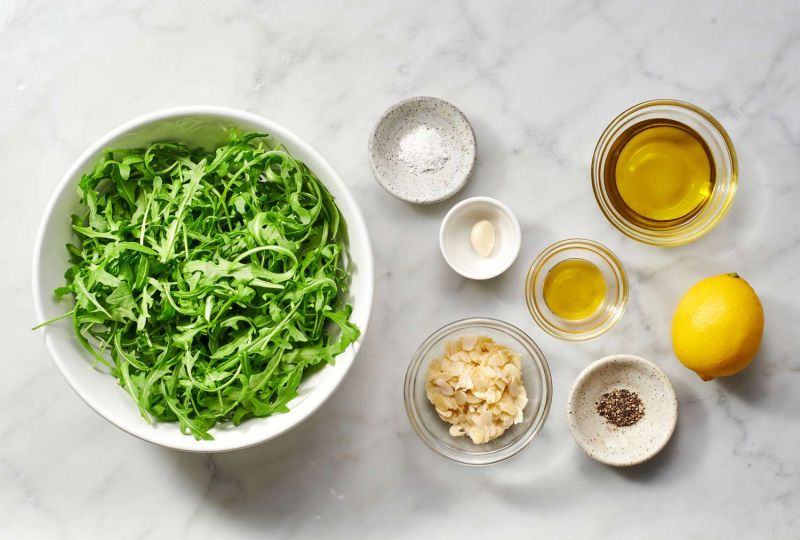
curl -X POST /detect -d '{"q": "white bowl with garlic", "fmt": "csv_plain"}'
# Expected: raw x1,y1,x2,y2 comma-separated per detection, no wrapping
404,318,552,465
440,197,522,280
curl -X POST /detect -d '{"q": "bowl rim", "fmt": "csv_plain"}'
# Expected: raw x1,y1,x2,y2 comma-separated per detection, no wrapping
591,98,739,246
31,105,374,452
566,354,678,467
367,95,477,204
525,238,629,342
403,317,553,466
439,196,522,280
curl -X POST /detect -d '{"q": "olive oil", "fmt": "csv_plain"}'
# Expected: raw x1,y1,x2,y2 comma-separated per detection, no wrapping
604,119,715,226
543,259,607,321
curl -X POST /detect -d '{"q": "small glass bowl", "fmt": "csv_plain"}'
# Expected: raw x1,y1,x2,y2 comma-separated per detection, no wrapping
592,99,738,246
525,239,628,342
404,318,552,466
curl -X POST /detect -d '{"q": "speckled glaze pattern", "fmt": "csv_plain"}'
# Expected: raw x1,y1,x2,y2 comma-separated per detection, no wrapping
566,355,678,467
368,96,477,204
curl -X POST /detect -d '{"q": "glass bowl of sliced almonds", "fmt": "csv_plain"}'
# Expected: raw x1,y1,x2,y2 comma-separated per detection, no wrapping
404,318,552,465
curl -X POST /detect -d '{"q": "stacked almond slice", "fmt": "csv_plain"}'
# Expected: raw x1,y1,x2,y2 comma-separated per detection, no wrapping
425,335,528,444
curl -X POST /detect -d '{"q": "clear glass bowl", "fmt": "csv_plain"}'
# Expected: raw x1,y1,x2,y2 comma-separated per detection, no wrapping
592,99,738,246
404,318,552,465
525,239,628,342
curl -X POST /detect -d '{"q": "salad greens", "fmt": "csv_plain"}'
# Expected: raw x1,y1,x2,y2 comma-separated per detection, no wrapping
38,131,360,440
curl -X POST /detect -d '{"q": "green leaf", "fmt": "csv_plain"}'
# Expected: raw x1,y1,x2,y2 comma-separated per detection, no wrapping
106,283,137,322
54,286,72,299
162,384,215,441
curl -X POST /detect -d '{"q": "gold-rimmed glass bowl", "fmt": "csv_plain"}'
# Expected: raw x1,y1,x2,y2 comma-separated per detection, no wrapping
525,239,628,342
592,99,738,246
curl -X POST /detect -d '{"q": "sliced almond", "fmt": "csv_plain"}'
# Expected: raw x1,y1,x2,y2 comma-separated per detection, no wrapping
437,380,455,396
461,335,478,352
449,425,466,437
425,335,528,445
473,376,490,393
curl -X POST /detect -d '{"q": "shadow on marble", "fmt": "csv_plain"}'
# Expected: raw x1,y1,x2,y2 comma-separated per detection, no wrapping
397,418,580,513
574,385,708,485
716,341,776,407
717,354,763,397
713,292,797,416
702,138,769,248
611,419,683,482
158,400,371,531
150,323,417,529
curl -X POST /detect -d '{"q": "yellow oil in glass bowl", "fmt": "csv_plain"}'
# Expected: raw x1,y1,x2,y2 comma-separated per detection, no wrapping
525,239,628,342
543,259,607,321
592,100,738,246
608,119,715,224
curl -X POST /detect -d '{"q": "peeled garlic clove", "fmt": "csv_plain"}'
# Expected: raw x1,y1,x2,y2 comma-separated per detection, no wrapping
470,220,495,257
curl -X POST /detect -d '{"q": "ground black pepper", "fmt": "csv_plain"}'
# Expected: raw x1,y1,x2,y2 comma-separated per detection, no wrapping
596,389,645,427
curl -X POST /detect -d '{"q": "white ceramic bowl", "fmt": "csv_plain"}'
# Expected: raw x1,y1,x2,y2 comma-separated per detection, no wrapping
32,106,374,452
440,197,521,280
566,355,678,467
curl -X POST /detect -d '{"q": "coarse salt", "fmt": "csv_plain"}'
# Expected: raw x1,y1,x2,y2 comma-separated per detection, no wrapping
397,125,449,174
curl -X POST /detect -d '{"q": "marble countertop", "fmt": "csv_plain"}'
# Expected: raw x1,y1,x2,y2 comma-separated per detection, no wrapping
3,0,799,538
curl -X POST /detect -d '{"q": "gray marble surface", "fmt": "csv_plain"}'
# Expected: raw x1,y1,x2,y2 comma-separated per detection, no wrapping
3,0,800,538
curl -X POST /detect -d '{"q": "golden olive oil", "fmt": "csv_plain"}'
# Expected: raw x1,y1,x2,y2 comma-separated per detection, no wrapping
604,119,715,227
543,259,607,321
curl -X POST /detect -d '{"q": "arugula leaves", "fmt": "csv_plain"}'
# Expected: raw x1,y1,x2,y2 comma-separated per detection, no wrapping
40,130,360,440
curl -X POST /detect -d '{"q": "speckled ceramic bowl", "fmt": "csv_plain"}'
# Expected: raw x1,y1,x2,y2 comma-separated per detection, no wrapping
566,354,678,467
368,96,477,204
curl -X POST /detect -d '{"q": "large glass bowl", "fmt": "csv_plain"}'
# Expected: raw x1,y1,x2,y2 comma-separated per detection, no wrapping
592,99,738,246
404,318,552,465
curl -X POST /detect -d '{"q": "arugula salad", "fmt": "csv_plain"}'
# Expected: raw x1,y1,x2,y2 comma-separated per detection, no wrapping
39,131,360,440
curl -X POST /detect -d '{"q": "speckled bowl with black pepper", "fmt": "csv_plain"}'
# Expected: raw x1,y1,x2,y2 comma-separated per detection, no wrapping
566,354,678,467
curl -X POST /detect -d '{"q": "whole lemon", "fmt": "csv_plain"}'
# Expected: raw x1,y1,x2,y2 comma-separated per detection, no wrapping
672,273,764,381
